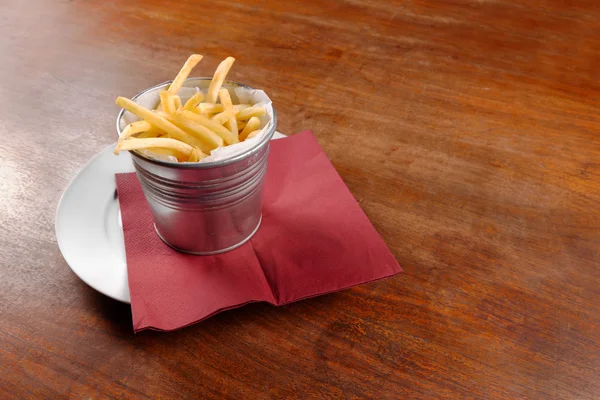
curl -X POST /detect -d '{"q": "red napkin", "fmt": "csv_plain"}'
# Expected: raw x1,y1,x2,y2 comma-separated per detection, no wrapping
116,131,401,332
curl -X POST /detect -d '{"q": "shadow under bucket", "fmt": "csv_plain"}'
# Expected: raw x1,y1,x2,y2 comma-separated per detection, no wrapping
116,78,277,254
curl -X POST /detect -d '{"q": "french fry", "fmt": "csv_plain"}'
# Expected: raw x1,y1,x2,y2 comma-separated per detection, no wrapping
137,131,164,139
146,147,180,159
196,103,222,114
116,97,208,149
113,137,194,161
219,89,238,136
195,147,208,160
239,117,261,141
246,130,261,140
181,110,239,145
168,111,224,153
188,148,199,162
160,90,176,115
154,109,171,119
119,120,157,140
184,92,204,111
173,95,182,110
234,104,252,112
236,106,266,120
206,57,235,103
187,147,208,162
196,103,251,115
212,110,233,125
168,54,203,95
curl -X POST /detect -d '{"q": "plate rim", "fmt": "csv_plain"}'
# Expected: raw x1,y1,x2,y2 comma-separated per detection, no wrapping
55,143,132,303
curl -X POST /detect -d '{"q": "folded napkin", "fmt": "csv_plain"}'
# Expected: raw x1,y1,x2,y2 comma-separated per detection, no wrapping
116,131,401,332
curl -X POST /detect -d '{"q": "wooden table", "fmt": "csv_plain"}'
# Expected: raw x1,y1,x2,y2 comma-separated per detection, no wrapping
1,0,599,398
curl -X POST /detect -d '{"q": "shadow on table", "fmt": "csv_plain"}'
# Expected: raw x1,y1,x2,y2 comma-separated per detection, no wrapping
81,287,134,335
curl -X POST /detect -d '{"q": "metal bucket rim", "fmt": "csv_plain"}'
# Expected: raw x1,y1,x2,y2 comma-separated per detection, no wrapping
115,77,277,170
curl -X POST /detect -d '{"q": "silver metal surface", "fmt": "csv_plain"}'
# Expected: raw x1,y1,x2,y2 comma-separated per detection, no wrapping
153,216,262,255
116,78,276,254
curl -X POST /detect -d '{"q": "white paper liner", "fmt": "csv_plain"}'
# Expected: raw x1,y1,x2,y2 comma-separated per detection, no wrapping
118,82,274,164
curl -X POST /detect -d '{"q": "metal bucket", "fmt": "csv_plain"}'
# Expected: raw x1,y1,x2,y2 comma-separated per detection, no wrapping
116,78,276,254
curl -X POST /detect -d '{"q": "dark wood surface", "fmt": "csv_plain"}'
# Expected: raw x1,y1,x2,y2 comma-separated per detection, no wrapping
1,0,599,398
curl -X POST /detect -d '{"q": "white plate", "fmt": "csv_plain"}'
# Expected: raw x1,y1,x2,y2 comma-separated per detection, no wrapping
56,132,286,304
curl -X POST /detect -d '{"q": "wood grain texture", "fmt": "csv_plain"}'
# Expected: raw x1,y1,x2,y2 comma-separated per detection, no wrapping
1,0,599,398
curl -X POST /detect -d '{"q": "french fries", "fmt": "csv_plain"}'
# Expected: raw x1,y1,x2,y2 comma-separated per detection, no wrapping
120,120,157,140
184,92,204,111
182,111,239,145
168,111,224,153
239,117,261,141
114,138,195,161
219,89,238,136
115,55,268,163
212,110,234,125
187,148,206,162
237,106,266,120
196,103,251,115
246,130,261,139
206,57,235,103
173,95,182,110
168,54,203,95
116,97,206,150
137,131,163,139
160,90,176,115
